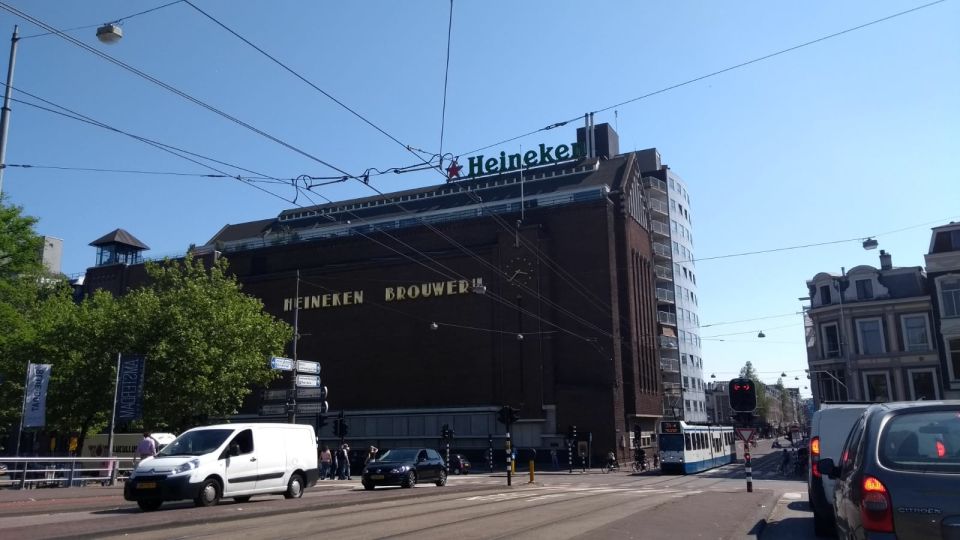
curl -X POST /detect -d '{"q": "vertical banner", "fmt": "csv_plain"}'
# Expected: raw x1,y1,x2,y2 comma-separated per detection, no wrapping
116,355,146,422
23,363,52,427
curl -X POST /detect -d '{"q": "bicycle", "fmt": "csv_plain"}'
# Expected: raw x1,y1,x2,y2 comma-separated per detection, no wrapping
631,458,648,473
602,460,620,473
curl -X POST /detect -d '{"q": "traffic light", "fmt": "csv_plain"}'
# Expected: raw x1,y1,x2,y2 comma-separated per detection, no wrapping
339,419,349,437
633,425,642,445
566,424,577,441
729,378,757,412
332,419,341,437
509,407,520,424
441,424,455,440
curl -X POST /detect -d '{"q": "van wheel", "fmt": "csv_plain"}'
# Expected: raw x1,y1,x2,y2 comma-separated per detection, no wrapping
284,473,304,499
194,478,221,507
401,471,416,488
137,499,162,511
233,496,251,503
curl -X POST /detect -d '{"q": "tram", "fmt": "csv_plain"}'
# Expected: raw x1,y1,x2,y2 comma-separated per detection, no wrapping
658,421,736,474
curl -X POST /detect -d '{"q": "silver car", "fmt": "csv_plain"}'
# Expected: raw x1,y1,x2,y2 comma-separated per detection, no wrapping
820,401,960,539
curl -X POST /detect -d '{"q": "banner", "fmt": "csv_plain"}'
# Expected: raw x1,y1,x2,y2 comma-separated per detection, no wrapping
116,355,146,422
23,363,52,427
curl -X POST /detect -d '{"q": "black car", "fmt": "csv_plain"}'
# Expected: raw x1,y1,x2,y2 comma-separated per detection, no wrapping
361,448,447,490
447,453,472,474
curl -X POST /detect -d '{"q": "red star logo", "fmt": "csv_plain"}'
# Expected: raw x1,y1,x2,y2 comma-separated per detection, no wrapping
446,159,462,180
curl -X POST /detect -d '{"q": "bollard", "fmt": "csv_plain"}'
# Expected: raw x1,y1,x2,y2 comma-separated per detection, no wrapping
528,460,535,483
745,451,753,493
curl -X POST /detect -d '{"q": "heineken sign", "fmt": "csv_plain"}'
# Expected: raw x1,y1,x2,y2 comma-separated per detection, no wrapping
456,141,585,179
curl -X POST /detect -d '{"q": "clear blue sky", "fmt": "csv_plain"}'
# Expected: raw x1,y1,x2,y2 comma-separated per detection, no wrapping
2,1,958,396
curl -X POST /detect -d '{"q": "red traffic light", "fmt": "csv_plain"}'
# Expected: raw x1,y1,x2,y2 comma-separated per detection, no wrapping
743,384,751,391
733,384,741,391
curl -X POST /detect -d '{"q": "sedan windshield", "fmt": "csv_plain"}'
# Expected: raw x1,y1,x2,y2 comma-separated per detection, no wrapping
157,429,233,457
378,449,420,462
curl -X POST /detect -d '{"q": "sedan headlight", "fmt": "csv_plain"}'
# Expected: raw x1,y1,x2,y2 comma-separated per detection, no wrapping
390,466,409,474
173,459,200,475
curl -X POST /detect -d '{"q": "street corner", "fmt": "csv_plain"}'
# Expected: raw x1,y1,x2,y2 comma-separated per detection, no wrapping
757,491,814,540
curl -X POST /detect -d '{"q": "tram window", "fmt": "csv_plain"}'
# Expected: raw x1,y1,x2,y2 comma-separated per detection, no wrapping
684,434,692,450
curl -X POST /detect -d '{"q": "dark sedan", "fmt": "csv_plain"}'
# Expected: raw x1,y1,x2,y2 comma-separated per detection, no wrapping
447,453,472,474
361,448,447,490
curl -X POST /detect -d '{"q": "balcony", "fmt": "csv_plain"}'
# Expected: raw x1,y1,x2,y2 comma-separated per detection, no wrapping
654,265,673,281
653,242,672,260
659,335,678,349
649,198,669,216
661,358,680,373
656,287,675,303
650,219,670,238
642,176,668,195
658,311,677,326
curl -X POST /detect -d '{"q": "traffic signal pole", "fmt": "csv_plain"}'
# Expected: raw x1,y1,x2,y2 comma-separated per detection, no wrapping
506,428,512,486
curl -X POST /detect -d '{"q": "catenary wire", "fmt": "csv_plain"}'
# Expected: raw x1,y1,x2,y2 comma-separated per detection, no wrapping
0,162,268,179
457,0,947,156
20,0,185,39
701,322,801,339
438,0,454,168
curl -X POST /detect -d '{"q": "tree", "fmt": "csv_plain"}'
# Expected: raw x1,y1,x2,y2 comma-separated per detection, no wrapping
739,361,769,421
117,257,291,432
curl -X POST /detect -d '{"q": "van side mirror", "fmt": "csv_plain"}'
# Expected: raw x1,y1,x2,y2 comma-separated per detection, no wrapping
818,458,838,479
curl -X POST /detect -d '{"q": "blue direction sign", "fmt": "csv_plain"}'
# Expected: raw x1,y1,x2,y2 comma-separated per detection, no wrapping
296,374,321,388
270,356,294,371
296,360,320,374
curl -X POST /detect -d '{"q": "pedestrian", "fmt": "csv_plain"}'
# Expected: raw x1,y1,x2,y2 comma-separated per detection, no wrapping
550,448,558,470
365,445,378,465
136,432,158,462
779,448,790,474
338,444,351,480
319,445,332,480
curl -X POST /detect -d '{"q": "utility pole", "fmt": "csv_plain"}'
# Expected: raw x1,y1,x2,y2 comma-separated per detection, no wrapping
288,269,300,423
0,26,20,198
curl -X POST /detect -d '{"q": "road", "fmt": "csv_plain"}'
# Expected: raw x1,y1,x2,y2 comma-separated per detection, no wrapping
0,439,817,539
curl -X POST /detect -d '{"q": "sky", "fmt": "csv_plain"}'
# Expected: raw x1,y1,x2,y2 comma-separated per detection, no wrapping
1,1,958,396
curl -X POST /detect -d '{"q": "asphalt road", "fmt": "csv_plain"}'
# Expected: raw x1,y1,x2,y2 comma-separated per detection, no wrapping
0,439,815,539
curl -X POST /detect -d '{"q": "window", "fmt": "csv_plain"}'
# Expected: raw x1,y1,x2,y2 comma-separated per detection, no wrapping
863,371,892,402
229,429,254,455
879,411,960,473
856,318,885,355
683,376,689,389
820,323,840,358
684,400,691,411
950,338,960,382
819,285,832,305
907,369,938,400
901,314,930,352
681,354,688,365
855,279,874,300
941,278,960,317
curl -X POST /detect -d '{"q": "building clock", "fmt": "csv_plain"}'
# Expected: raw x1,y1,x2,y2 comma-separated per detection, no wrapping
505,256,535,286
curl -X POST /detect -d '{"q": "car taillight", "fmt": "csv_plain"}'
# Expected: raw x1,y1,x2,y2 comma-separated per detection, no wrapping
936,440,946,458
860,475,894,533
811,437,821,477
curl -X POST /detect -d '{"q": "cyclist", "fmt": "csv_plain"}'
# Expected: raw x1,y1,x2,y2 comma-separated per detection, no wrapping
636,447,647,471
605,450,618,472
778,448,790,475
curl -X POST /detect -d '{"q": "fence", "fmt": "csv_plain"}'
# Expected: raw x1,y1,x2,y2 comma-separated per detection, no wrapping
0,457,124,489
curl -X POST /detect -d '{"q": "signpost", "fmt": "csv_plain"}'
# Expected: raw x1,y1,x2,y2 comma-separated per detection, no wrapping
296,360,320,374
295,374,321,388
735,428,756,444
260,404,286,416
270,356,294,371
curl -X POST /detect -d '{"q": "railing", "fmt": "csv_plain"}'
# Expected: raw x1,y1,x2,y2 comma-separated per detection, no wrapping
661,359,680,373
650,220,670,237
659,335,679,349
0,457,124,489
649,198,669,215
652,242,671,259
642,176,667,194
654,265,673,280
656,287,675,303
658,311,677,325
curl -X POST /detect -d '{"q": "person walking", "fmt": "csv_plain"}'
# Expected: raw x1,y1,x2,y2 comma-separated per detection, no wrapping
319,445,332,480
365,446,379,465
338,444,351,480
136,432,158,462
779,448,790,475
550,448,559,470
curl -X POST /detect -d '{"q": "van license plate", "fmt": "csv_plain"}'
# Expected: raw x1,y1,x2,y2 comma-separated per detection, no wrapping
137,482,157,489
370,475,384,480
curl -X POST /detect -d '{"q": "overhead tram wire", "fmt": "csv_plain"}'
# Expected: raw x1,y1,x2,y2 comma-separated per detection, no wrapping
456,0,948,157
437,0,455,169
700,312,802,328
701,323,800,339
1,163,268,180
19,0,185,39
0,3,357,180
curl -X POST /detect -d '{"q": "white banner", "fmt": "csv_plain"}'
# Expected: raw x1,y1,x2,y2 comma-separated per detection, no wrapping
23,363,52,428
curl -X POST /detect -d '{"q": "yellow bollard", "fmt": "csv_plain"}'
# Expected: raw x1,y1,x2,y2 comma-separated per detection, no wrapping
511,459,516,474
529,460,535,483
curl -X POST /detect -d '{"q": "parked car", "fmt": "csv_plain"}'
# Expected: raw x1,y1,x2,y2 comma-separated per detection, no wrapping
447,453,472,474
819,400,960,540
124,423,318,511
808,402,871,536
361,448,447,490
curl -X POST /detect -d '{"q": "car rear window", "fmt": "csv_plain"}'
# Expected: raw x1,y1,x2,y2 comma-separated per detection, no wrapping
879,410,960,473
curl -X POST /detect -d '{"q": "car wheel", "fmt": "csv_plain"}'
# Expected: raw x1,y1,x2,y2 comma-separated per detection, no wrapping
137,499,162,512
362,481,375,491
436,470,447,487
233,496,252,503
284,473,305,499
401,471,416,488
194,478,221,507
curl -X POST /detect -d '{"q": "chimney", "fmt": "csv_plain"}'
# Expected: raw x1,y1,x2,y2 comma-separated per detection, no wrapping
879,250,892,270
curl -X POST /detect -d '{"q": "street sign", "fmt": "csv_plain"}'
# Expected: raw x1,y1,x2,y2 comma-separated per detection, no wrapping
270,356,294,371
735,428,756,443
262,389,289,401
297,401,329,414
296,360,320,374
297,387,327,399
296,374,321,388
259,404,286,416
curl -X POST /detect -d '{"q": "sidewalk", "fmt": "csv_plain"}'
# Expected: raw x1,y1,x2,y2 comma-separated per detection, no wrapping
757,491,814,539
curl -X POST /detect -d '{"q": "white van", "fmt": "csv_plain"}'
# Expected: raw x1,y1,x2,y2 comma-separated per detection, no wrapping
807,403,870,536
124,423,318,511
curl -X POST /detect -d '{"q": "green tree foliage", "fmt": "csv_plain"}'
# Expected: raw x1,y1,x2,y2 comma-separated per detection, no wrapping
118,257,290,432
739,361,769,420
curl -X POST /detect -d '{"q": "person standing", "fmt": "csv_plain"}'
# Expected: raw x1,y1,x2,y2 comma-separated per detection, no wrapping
136,432,158,461
319,445,332,480
550,448,558,470
337,444,350,480
365,446,378,465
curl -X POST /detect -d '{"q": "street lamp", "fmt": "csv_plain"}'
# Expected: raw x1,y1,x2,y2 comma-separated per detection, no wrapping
96,23,123,44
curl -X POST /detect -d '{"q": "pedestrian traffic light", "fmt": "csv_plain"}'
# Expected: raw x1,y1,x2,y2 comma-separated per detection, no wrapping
729,378,757,412
509,407,520,424
339,419,349,437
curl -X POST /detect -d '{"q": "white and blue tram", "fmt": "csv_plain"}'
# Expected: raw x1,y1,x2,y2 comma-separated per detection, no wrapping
658,421,736,474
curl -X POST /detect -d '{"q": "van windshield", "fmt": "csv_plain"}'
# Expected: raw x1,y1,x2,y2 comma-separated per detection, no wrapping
880,410,960,473
157,429,233,457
